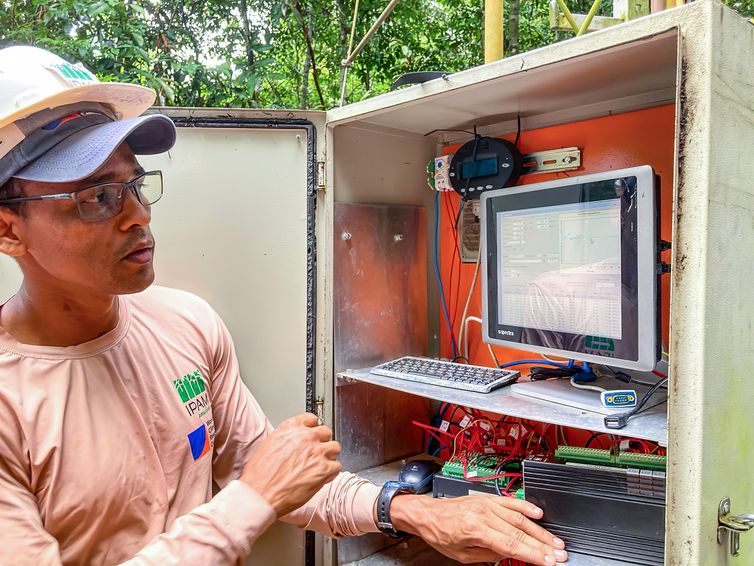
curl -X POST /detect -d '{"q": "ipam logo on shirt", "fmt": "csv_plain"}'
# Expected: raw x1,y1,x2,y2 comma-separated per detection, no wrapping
173,370,210,418
173,370,215,461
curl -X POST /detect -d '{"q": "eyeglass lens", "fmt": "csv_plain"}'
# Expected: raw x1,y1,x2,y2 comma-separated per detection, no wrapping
75,172,162,221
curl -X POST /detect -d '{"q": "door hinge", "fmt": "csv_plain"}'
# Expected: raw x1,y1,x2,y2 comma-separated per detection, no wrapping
315,396,325,420
717,497,754,557
316,161,326,192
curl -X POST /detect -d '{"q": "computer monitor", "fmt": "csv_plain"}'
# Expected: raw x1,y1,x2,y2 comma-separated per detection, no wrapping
480,166,659,372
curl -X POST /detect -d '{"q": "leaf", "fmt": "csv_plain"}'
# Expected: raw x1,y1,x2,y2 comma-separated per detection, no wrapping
155,77,175,102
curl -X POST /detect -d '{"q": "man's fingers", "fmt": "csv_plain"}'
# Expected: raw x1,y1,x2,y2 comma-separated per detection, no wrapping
493,495,545,520
312,425,333,441
486,500,565,552
321,440,341,458
298,412,320,426
479,525,559,566
279,412,318,429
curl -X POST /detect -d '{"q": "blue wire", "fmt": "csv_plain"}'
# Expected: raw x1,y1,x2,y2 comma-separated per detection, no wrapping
431,445,449,456
438,403,450,419
434,191,458,359
499,359,572,369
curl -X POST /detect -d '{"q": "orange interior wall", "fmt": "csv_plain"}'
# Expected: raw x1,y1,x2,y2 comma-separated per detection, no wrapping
438,104,675,367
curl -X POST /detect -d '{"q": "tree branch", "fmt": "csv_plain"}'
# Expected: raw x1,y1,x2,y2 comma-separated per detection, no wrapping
292,0,326,108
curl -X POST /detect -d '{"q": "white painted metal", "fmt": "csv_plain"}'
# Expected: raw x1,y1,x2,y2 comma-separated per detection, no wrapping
138,111,322,566
326,21,683,137
665,3,754,564
340,368,668,444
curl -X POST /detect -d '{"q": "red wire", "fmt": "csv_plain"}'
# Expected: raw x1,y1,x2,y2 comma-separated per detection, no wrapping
411,420,456,440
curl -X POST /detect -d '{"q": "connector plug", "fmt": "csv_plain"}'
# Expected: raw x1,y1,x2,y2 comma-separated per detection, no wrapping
604,413,630,429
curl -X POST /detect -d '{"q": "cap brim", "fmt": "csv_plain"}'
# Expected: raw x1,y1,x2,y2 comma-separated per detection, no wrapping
0,82,155,129
14,114,176,184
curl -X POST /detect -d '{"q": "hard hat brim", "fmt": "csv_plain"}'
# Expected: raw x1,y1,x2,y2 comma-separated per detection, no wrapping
14,114,176,184
0,82,156,130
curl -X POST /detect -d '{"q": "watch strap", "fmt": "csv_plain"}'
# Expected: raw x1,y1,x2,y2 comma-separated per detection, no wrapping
376,481,414,538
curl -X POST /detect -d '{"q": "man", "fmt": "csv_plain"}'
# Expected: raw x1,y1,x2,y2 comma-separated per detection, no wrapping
0,46,568,565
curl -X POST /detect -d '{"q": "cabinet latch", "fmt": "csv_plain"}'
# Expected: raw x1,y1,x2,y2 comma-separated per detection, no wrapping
717,497,754,557
316,161,326,192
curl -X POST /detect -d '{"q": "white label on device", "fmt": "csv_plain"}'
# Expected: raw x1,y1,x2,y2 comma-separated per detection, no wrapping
459,415,471,428
439,420,450,432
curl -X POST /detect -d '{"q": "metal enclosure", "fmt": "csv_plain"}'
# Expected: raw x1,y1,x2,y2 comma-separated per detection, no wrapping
0,2,752,565
325,2,754,564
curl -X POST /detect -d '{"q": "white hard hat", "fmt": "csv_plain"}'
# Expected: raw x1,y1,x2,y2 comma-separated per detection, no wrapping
0,45,155,129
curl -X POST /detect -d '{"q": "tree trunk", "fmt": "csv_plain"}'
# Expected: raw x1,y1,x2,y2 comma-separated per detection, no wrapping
335,0,351,99
509,0,520,55
300,51,311,108
293,1,326,108
239,0,255,68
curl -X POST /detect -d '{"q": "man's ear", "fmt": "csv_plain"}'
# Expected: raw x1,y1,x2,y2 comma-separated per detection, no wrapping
0,212,27,257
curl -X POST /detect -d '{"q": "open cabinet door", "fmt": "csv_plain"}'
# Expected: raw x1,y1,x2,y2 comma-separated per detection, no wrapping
140,109,324,566
0,108,325,566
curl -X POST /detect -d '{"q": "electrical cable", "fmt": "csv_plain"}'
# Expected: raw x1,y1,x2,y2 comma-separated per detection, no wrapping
605,378,669,429
457,248,482,358
569,377,605,393
434,191,458,358
463,317,500,367
443,191,460,326
584,432,607,448
500,359,572,369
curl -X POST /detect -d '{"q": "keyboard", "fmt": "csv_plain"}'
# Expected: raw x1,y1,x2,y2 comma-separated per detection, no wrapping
370,356,520,393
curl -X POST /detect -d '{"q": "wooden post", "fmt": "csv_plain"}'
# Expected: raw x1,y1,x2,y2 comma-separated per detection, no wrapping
484,0,504,63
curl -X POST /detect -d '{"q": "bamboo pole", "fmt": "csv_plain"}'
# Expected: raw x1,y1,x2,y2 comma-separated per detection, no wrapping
484,0,504,63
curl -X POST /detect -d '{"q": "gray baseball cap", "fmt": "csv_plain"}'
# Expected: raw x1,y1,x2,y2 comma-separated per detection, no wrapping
0,103,176,187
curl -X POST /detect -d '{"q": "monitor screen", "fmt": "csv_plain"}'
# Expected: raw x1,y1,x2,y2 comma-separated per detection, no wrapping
481,166,658,371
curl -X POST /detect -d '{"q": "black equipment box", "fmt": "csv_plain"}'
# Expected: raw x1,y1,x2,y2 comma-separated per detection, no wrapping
432,473,499,498
523,454,666,565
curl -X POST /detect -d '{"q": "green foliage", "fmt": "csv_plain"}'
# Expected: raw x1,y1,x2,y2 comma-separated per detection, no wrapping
1,0,753,110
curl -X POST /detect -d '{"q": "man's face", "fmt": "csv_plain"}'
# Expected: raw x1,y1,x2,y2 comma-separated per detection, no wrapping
7,144,156,296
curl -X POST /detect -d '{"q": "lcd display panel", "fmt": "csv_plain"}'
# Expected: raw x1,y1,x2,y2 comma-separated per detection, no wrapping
461,157,498,180
480,166,658,371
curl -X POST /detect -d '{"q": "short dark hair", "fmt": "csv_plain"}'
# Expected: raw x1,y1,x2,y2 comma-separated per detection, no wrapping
0,177,25,215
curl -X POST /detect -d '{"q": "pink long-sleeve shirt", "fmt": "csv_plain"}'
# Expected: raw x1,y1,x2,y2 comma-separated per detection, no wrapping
0,285,380,565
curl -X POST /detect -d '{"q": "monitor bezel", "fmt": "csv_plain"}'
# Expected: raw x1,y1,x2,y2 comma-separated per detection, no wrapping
480,165,658,372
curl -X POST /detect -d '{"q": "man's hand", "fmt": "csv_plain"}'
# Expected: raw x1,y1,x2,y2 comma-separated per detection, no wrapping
241,413,341,517
389,493,568,565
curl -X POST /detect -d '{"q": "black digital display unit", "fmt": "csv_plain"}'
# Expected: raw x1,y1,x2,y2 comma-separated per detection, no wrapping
449,136,522,199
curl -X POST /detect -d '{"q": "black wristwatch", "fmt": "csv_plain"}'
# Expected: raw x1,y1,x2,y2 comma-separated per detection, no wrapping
376,481,415,538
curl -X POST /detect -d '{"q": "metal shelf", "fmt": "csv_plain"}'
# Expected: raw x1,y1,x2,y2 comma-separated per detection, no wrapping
338,368,668,446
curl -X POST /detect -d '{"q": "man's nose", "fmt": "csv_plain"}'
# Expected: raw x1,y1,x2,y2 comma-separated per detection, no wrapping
118,185,151,229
